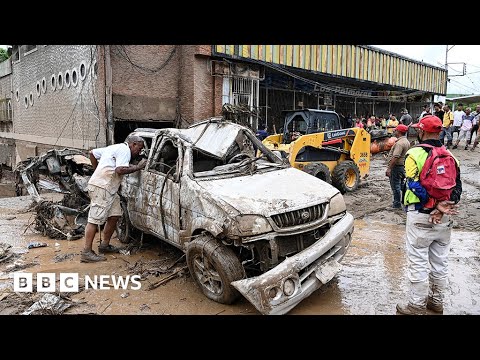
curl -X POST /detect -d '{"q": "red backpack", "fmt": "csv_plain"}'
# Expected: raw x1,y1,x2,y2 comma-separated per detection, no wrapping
416,143,458,201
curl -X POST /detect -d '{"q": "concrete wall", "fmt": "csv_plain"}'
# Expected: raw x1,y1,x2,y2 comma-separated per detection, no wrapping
0,73,13,132
9,45,107,155
0,74,12,101
0,59,13,165
111,45,179,122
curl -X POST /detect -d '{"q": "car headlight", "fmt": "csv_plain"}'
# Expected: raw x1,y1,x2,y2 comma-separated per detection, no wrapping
235,215,272,235
327,193,346,217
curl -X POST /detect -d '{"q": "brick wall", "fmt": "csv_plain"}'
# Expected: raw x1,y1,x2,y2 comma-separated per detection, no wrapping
11,45,107,149
111,45,180,122
193,54,215,120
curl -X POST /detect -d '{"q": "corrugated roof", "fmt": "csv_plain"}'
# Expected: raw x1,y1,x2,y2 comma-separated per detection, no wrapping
213,45,447,95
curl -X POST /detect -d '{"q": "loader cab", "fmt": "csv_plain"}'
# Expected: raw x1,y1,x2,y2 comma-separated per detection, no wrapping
283,109,342,143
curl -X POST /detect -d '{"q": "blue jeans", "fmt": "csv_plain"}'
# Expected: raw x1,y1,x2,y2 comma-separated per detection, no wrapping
390,165,405,208
439,127,452,145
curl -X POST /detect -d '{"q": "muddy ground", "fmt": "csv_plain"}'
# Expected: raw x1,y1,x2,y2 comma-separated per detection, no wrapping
0,147,479,315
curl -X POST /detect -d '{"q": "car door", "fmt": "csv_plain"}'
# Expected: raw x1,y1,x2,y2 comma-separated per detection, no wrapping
140,136,182,246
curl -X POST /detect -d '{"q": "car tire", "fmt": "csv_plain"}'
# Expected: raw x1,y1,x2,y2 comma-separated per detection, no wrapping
187,234,245,304
332,160,360,193
303,162,332,184
117,199,135,244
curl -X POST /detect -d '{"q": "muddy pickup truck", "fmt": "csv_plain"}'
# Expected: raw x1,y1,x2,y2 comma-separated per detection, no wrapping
119,118,354,315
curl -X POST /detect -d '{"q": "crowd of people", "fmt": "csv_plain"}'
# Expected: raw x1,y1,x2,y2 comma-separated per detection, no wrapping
344,102,480,149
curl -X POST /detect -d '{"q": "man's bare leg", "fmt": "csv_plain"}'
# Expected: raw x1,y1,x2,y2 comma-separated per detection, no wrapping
83,222,98,252
101,216,120,247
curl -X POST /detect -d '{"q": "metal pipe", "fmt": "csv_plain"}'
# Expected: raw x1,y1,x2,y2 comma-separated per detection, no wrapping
265,87,268,128
104,45,114,145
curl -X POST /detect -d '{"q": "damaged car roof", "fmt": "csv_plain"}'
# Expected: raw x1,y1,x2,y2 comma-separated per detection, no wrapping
155,118,251,160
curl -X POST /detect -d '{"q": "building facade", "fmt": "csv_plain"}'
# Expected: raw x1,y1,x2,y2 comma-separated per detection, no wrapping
0,45,447,168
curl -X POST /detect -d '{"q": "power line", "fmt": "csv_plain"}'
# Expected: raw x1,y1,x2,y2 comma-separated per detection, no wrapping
448,78,478,93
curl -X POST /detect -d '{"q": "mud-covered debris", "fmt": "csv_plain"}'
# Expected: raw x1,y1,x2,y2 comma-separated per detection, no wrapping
15,148,93,240
0,243,13,263
127,256,186,279
21,293,74,315
1,215,16,220
5,260,39,272
0,292,37,314
120,292,129,298
139,303,150,311
53,252,78,263
34,200,87,240
146,265,188,290
27,241,47,249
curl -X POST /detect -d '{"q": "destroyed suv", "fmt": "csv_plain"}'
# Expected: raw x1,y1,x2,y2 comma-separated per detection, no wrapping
119,118,354,315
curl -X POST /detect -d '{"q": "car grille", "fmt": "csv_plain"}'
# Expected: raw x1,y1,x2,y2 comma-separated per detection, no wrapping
277,225,330,257
271,203,326,228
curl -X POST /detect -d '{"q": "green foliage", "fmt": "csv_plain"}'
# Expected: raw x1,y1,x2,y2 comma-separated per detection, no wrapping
0,48,9,62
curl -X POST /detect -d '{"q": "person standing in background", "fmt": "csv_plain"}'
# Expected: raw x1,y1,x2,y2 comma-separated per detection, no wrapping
469,104,480,144
385,124,410,209
452,107,474,150
440,105,454,149
434,103,444,124
387,114,399,134
452,103,465,142
419,104,431,120
400,109,413,126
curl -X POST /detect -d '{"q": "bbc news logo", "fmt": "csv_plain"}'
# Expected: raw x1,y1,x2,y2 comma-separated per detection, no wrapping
14,273,142,292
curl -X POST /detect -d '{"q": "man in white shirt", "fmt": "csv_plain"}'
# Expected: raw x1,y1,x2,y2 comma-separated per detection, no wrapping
81,135,146,262
452,103,465,142
452,107,474,150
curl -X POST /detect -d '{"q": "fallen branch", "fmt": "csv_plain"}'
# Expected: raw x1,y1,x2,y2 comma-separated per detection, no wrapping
100,301,113,314
147,265,188,290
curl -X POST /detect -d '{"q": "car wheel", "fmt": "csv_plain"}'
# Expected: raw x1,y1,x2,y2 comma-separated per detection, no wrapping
117,200,135,244
186,234,245,304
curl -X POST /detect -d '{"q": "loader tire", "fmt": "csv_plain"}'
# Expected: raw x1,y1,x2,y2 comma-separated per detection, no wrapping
332,160,360,193
303,163,332,184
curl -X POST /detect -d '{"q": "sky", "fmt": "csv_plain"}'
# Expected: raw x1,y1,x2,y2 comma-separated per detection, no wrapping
2,45,479,95
372,45,480,95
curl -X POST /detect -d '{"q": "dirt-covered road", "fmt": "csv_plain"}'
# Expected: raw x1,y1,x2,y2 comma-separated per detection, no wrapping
1,146,479,315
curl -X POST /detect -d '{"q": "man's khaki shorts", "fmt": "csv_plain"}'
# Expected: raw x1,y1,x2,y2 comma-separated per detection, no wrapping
87,185,122,225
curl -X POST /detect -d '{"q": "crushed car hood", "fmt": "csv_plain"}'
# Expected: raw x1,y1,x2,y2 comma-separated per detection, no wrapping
196,167,339,216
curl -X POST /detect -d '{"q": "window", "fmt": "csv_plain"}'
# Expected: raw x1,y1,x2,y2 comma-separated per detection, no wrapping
57,72,63,90
79,62,87,80
51,74,57,91
71,68,78,87
287,115,307,134
64,70,71,88
0,99,7,121
150,139,179,179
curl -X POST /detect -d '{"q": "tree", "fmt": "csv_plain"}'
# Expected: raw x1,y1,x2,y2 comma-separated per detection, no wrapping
0,48,9,62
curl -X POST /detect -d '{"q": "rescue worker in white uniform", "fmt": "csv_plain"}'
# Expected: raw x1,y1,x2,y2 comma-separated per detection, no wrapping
397,115,462,315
